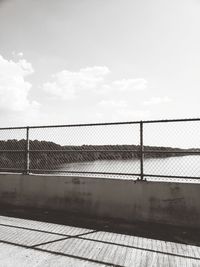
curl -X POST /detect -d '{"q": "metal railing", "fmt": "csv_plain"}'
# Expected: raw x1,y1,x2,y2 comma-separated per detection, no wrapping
1,118,200,181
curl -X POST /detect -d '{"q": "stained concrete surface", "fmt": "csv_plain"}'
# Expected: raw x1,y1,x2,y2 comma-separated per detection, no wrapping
0,215,199,266
1,174,200,228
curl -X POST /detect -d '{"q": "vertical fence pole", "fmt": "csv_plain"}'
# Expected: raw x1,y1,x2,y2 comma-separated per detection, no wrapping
140,121,144,180
25,126,30,174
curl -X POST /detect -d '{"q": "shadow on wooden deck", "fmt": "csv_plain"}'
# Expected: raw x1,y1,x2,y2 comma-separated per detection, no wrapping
0,204,199,247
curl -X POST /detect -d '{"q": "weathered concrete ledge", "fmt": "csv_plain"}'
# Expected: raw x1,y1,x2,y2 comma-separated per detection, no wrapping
0,173,199,228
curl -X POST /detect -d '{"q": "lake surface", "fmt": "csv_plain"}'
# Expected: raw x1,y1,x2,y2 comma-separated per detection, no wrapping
57,155,200,179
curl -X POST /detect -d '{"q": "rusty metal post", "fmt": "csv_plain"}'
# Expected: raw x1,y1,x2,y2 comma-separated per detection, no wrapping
25,126,30,174
140,121,144,180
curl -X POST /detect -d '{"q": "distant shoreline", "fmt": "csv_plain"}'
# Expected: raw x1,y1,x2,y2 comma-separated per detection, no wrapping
0,139,200,170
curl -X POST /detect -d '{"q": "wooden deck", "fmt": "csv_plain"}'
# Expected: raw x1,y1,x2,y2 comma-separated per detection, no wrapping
0,215,199,266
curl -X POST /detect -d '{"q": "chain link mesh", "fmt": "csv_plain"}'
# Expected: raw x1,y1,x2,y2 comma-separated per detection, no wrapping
0,128,26,172
0,120,200,181
143,120,200,181
28,123,140,178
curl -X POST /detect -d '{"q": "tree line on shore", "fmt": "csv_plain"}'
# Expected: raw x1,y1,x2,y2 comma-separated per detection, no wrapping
0,139,199,171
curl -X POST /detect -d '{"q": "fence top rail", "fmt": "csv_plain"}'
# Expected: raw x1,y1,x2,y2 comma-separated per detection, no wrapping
0,118,200,130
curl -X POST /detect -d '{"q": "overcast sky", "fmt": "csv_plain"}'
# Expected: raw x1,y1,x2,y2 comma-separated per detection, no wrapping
0,0,200,127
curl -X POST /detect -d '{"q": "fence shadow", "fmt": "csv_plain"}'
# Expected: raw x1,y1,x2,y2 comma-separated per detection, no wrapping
0,204,200,247
0,214,200,266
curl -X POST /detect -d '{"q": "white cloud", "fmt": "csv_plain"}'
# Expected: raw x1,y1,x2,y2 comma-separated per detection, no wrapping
99,78,147,96
91,108,150,122
143,96,171,106
17,52,24,57
40,66,150,124
43,66,110,99
113,109,150,121
98,100,127,108
12,51,24,57
0,54,37,111
110,78,147,92
2,100,42,127
42,66,147,99
97,99,149,121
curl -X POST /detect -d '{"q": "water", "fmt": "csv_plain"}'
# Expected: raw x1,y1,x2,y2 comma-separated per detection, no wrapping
57,155,200,179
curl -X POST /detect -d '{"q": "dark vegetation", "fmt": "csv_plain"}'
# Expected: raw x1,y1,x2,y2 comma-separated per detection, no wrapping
0,139,199,171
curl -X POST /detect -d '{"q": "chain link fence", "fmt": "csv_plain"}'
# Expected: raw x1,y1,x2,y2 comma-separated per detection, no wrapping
0,119,200,181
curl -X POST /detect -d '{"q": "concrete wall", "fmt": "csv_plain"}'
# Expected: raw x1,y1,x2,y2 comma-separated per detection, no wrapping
0,174,200,228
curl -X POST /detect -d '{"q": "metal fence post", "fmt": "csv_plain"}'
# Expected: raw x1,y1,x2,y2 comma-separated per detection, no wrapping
25,126,30,174
140,121,144,180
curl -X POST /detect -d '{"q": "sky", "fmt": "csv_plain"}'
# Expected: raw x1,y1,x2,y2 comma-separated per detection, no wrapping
0,0,200,129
